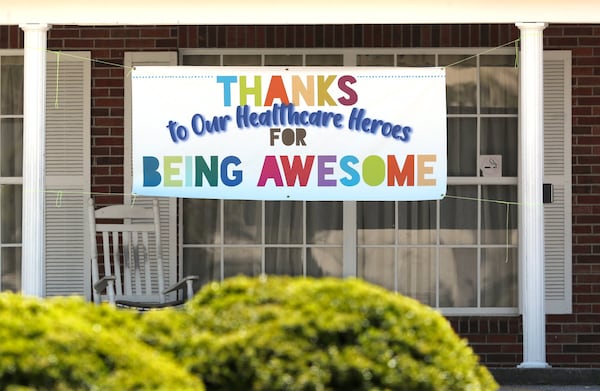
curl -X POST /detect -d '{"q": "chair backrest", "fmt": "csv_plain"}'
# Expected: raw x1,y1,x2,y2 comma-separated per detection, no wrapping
87,198,166,304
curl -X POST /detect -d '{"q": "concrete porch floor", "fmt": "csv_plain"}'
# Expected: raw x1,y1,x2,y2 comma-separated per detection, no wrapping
491,368,600,390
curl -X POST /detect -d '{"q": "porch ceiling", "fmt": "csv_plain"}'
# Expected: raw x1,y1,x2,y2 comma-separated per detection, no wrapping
0,0,598,25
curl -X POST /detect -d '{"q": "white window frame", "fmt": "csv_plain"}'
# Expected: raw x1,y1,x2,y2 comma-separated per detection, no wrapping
124,52,179,300
170,47,571,316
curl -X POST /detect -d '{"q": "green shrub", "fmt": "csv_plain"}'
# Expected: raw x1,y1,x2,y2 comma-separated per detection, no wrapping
0,293,204,391
1,277,498,391
145,276,498,391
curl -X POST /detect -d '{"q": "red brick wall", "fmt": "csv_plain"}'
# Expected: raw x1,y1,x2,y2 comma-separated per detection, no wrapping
544,24,600,368
2,22,599,367
45,26,179,206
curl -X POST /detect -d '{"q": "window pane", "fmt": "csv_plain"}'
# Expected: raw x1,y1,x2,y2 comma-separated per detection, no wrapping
1,185,22,243
439,55,476,114
183,199,220,244
224,247,261,278
265,201,302,244
183,247,220,291
480,117,518,177
1,56,24,115
224,200,261,244
480,55,518,114
265,248,303,275
307,247,342,277
397,54,435,67
481,185,518,245
305,55,343,66
481,248,518,307
357,201,394,245
1,118,23,177
440,186,477,245
223,55,261,66
307,201,342,244
439,248,476,307
265,55,302,66
357,54,394,66
397,201,436,244
397,247,435,306
358,247,395,291
1,247,21,292
447,117,477,177
181,55,220,66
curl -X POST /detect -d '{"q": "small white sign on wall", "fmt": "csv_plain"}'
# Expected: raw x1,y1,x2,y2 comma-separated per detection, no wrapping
479,155,502,177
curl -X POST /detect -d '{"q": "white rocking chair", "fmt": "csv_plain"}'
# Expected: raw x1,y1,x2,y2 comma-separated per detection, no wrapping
87,198,198,309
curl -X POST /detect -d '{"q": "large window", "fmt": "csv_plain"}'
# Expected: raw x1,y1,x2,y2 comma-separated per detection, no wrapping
0,53,23,292
179,49,519,314
356,52,518,312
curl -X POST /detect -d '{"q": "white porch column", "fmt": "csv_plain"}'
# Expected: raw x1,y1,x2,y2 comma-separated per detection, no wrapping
20,23,49,297
516,22,549,368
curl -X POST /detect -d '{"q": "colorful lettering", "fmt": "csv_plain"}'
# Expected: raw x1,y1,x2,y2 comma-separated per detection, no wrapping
337,75,358,106
239,75,262,106
142,155,242,188
257,156,284,186
215,74,358,107
291,75,314,106
387,154,414,186
250,154,437,188
281,155,314,186
264,76,290,106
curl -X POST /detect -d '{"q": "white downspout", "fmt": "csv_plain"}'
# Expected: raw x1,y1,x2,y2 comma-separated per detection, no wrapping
20,23,49,297
516,22,550,369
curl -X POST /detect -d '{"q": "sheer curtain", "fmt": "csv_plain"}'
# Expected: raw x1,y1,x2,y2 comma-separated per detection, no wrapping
0,56,23,292
306,201,343,277
182,199,344,288
264,201,344,278
222,200,262,279
182,198,220,290
265,200,303,276
397,201,437,305
479,59,519,307
357,201,396,290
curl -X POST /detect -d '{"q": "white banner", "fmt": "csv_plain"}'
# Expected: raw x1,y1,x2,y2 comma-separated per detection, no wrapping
131,66,447,200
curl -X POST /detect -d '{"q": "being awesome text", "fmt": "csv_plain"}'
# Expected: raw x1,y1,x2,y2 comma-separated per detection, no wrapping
142,154,437,188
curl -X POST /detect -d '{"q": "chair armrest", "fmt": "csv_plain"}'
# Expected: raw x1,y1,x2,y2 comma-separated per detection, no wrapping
163,275,199,294
163,276,200,299
93,275,116,293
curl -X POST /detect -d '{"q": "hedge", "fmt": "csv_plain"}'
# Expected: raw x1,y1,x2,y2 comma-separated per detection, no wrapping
0,293,204,391
1,276,498,390
142,276,499,391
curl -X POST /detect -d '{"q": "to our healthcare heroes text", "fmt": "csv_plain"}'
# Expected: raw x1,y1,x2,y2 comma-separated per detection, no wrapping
166,104,412,143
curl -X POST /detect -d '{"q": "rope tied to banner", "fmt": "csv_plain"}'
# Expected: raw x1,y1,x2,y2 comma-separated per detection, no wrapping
37,39,526,263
